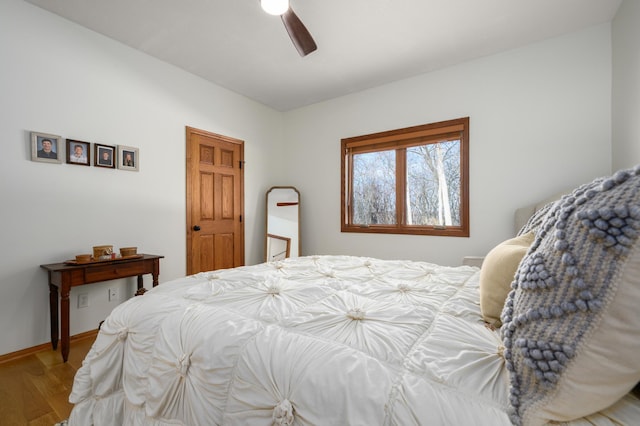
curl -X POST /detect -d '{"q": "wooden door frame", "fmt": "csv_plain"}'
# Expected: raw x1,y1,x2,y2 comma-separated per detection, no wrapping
186,126,245,274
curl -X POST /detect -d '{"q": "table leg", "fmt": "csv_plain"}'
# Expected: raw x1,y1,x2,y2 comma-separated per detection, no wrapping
49,282,58,350
135,274,147,296
60,283,71,362
152,258,160,287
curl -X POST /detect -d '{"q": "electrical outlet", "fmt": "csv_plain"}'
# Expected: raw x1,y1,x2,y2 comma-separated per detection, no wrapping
108,287,118,302
78,293,89,308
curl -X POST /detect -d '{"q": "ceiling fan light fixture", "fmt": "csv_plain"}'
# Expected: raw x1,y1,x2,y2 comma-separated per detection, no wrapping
261,0,289,16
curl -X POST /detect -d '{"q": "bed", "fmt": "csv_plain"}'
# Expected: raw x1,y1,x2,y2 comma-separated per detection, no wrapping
68,165,640,426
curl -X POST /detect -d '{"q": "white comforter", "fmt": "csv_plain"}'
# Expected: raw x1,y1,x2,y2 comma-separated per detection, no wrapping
68,255,640,425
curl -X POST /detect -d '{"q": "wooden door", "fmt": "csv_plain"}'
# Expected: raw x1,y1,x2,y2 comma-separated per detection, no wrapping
186,127,244,274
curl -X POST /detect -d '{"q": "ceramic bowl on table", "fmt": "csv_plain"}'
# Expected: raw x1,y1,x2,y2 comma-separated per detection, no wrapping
120,247,137,257
75,254,91,263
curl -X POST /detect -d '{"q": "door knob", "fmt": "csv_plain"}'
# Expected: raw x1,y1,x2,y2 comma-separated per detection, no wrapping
193,225,201,231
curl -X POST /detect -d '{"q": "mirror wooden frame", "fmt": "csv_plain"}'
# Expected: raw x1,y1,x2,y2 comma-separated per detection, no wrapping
265,186,300,262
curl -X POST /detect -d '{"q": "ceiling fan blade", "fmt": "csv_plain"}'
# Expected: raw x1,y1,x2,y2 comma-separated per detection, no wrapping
281,7,317,57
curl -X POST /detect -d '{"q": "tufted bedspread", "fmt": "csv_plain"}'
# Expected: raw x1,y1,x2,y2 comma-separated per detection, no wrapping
67,255,640,425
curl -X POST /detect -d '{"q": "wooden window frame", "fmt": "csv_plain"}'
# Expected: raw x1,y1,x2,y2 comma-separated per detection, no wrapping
341,117,469,237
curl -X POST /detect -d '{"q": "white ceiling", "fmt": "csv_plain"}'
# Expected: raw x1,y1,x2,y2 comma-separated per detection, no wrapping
23,0,621,111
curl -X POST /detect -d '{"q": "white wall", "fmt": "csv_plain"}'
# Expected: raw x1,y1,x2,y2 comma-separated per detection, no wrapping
612,0,640,169
0,0,283,356
284,25,613,266
0,1,624,357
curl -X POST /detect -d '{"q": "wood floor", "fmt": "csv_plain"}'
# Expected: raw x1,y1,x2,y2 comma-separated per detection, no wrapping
0,334,95,426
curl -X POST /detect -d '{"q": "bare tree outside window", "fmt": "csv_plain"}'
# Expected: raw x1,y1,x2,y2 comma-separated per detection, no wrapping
352,150,396,225
341,117,469,237
406,140,461,227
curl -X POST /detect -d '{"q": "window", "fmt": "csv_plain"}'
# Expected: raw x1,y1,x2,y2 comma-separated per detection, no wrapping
341,117,469,237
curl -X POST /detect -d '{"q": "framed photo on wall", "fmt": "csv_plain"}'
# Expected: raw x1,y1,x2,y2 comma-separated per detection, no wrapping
94,143,116,169
31,131,62,164
117,145,139,171
66,139,90,166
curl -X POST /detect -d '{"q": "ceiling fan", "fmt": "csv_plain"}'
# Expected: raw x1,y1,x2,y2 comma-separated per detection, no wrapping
261,0,317,57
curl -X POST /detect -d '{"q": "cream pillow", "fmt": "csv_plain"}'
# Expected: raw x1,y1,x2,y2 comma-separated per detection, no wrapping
479,232,535,327
501,165,640,425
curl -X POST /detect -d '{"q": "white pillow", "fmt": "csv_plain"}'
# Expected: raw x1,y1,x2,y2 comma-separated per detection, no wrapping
501,165,640,425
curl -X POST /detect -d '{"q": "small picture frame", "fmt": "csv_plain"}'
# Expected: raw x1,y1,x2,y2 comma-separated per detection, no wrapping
31,131,62,163
117,145,139,171
66,139,90,166
94,143,116,169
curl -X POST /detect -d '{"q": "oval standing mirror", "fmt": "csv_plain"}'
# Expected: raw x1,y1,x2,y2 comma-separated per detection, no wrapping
265,186,300,262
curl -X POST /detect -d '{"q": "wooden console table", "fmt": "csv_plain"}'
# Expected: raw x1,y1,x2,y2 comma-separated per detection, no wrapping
40,254,164,362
